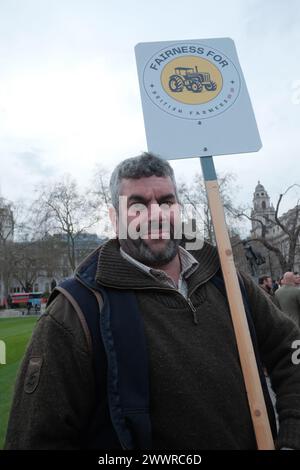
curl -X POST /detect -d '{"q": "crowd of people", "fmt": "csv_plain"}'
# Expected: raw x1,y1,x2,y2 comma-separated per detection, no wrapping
259,272,300,326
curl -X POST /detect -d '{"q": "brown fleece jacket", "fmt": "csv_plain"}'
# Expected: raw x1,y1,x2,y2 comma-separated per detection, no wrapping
4,240,300,449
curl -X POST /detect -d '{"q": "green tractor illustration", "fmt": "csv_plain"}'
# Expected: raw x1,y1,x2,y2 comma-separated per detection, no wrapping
168,66,217,93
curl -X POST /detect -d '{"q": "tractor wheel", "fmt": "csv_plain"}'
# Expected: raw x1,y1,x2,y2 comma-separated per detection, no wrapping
205,81,217,91
169,76,184,92
191,82,202,93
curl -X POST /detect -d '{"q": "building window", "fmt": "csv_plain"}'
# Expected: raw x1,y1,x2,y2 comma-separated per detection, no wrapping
262,201,266,209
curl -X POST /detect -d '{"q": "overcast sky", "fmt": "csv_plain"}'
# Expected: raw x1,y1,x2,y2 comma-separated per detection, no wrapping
0,0,299,216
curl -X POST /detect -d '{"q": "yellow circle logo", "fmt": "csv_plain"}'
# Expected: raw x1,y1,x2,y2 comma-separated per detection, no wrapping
161,56,223,105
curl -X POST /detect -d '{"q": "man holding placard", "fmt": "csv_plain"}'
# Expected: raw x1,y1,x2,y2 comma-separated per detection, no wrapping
5,152,300,450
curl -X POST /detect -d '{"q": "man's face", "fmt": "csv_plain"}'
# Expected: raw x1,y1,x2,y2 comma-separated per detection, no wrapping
295,274,300,286
264,277,273,290
114,175,182,267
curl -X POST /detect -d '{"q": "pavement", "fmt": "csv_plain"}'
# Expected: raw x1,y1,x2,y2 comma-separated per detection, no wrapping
0,305,46,318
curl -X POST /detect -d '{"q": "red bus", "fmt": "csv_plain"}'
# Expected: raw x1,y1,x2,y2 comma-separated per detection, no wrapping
10,292,45,308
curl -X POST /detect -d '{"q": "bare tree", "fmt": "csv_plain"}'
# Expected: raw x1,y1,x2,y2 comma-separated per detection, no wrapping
89,165,113,238
32,175,99,271
91,165,111,208
233,184,300,273
8,241,43,292
178,172,244,244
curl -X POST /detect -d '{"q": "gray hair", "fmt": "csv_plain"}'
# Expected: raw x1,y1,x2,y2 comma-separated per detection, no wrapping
109,152,179,209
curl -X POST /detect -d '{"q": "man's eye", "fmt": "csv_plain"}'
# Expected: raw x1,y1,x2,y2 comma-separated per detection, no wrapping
160,201,174,206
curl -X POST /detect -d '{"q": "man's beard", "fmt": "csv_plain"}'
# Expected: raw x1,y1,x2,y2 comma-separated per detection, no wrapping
120,237,180,267
119,221,180,267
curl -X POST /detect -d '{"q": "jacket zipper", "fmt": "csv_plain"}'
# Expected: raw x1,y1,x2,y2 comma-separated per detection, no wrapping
186,297,198,324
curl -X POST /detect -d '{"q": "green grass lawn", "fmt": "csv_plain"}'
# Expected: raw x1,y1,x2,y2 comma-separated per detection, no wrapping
0,317,38,449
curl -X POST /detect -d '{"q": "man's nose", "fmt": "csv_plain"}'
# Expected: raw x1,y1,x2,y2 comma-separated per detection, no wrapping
148,202,165,224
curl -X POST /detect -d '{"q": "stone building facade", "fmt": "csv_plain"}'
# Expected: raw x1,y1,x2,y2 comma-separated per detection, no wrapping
249,182,300,279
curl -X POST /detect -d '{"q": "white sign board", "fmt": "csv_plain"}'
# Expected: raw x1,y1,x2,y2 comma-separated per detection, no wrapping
135,38,262,160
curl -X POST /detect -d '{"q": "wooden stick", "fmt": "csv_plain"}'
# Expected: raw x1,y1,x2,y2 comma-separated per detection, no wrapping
200,156,275,450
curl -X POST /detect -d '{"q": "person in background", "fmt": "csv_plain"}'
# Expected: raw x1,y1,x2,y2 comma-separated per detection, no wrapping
26,301,32,316
7,294,12,308
258,275,280,307
275,272,300,327
294,272,300,288
272,279,279,293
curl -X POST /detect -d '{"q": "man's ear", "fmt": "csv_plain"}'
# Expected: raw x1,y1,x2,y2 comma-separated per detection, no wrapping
109,206,117,234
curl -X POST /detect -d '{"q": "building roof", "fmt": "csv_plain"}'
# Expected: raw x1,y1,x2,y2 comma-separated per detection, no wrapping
255,181,266,193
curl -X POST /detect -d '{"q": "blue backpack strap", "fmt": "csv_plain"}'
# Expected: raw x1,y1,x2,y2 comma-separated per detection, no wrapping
210,271,278,440
100,287,152,450
48,278,152,450
48,279,121,449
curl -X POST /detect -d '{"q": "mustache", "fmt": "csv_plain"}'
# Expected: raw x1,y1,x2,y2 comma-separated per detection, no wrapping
138,220,175,238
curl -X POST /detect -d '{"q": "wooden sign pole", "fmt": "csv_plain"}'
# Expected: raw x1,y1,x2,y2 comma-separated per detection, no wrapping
200,155,275,450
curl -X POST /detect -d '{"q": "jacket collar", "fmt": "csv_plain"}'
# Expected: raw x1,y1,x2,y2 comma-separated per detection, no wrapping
90,238,220,292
